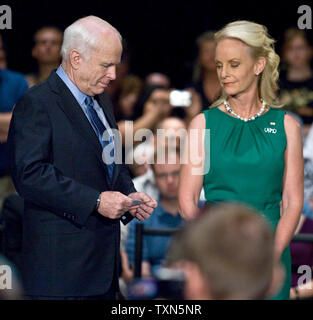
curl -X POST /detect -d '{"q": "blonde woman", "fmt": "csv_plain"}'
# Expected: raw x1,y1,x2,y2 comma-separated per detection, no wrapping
179,20,303,300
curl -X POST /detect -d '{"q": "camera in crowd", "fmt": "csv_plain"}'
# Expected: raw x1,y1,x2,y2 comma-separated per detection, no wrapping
169,90,192,107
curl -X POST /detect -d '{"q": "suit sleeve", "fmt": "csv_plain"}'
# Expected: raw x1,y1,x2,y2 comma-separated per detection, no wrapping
117,164,137,195
8,94,99,227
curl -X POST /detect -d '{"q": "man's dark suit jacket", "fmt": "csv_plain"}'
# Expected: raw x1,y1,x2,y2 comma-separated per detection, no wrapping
7,71,136,297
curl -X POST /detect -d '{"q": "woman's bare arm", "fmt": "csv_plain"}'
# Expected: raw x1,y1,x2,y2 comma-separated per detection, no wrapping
178,113,206,220
275,114,304,262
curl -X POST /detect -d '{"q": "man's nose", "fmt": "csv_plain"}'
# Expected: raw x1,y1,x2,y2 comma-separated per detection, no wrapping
107,65,116,80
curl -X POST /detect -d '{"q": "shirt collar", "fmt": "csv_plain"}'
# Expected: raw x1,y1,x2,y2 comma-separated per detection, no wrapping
56,65,87,106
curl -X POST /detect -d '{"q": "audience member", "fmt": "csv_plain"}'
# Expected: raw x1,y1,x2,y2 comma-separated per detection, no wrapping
279,28,313,135
0,49,6,69
121,119,189,295
0,34,7,69
145,72,171,88
118,85,173,145
154,117,187,151
125,149,185,278
26,26,63,87
187,31,221,110
114,74,143,122
126,116,187,183
166,203,284,300
0,68,28,209
303,160,313,217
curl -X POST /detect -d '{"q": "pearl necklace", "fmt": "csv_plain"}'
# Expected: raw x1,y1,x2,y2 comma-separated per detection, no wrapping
223,99,266,122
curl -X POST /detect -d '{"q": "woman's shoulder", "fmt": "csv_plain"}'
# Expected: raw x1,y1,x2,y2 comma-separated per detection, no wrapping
200,105,224,128
267,108,301,132
192,106,220,126
267,107,288,122
189,112,206,129
284,112,302,134
201,105,220,116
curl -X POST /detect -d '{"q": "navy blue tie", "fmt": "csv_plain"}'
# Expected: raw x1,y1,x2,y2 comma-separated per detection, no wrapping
85,96,114,180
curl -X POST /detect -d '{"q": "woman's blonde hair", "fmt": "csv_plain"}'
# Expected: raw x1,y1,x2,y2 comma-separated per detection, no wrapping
210,20,281,108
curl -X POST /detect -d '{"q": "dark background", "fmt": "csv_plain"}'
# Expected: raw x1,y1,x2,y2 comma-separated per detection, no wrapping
1,0,312,88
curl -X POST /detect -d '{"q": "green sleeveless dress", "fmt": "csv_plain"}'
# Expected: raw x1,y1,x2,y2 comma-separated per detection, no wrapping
202,106,291,300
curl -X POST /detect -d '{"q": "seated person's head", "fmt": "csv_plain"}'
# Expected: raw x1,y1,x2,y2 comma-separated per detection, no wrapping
154,117,187,151
167,203,281,300
145,72,171,88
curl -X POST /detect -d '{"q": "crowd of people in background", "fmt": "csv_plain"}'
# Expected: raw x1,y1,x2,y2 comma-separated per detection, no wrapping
1,23,313,300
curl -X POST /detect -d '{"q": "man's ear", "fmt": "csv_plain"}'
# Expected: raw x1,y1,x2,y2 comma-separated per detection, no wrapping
69,49,82,70
254,56,266,76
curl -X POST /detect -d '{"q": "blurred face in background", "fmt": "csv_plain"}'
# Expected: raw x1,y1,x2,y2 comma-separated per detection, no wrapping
283,36,313,69
199,40,217,72
145,73,171,88
118,75,143,118
32,28,63,64
154,117,187,151
119,92,139,117
153,156,180,200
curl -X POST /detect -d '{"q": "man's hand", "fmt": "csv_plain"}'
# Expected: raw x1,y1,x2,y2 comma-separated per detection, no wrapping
128,192,157,221
97,191,135,219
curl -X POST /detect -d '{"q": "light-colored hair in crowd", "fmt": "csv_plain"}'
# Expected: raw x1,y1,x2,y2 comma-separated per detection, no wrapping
61,16,122,61
166,202,275,299
210,20,281,108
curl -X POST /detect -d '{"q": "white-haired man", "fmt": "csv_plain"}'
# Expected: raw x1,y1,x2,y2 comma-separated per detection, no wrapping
8,16,157,300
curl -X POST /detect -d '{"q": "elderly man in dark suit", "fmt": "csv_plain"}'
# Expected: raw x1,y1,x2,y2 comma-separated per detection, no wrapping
7,16,157,299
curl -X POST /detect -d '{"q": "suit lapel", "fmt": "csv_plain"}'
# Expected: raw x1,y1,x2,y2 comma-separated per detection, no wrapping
48,72,111,186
